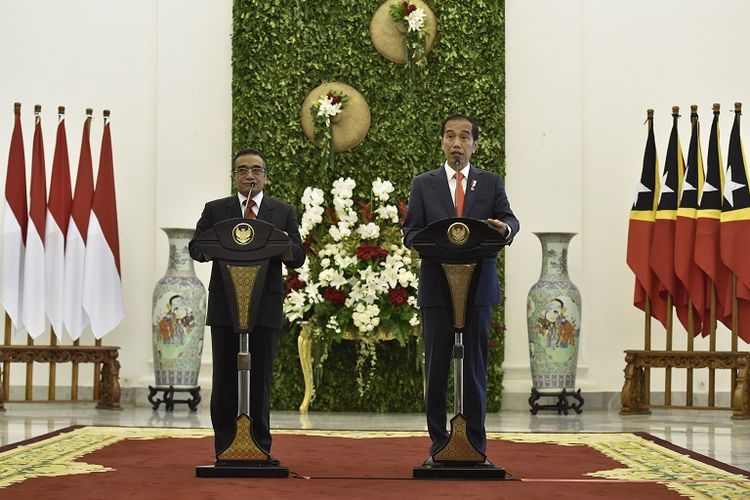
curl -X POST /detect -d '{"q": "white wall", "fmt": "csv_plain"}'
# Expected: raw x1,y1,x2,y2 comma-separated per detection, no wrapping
0,0,231,393
504,0,750,399
1,0,748,404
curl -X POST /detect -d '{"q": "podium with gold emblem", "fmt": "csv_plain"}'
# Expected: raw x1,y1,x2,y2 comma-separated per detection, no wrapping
191,218,292,478
411,217,507,480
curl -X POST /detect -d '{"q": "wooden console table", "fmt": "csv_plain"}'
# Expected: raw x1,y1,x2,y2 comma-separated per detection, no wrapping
621,349,750,419
0,345,121,410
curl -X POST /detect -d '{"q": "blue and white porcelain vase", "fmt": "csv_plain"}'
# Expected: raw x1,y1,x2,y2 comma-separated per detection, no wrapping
151,228,206,387
526,232,581,391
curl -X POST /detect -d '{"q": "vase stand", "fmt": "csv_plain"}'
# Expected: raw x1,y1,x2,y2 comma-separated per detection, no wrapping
148,385,201,411
528,387,583,415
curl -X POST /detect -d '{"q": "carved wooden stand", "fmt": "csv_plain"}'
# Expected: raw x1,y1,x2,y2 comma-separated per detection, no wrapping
148,385,201,411
529,388,584,415
620,350,750,419
0,345,121,410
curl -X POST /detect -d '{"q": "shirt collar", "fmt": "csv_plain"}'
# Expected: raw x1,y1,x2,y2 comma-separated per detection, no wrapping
237,190,264,208
443,162,471,180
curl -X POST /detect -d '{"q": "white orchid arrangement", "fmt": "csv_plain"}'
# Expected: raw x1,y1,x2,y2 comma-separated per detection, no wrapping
389,1,430,66
309,89,350,170
284,177,419,396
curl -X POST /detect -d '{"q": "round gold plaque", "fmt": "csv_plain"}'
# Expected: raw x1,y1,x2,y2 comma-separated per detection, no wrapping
447,222,470,246
232,223,255,246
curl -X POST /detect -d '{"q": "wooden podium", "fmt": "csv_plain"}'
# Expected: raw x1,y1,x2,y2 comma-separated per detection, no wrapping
191,218,291,478
410,217,507,480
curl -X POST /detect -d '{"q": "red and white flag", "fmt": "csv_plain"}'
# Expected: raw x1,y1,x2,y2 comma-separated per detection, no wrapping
63,111,94,340
1,103,27,330
82,111,123,339
22,107,47,338
45,109,72,339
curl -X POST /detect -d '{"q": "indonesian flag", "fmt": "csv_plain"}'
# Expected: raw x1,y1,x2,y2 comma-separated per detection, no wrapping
695,105,732,334
627,111,668,327
45,110,72,339
63,112,94,340
720,105,750,342
1,103,27,330
82,112,123,339
22,109,47,338
674,107,705,336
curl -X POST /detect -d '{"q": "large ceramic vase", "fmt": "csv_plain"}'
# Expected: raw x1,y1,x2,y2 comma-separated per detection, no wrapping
526,232,581,391
151,228,207,388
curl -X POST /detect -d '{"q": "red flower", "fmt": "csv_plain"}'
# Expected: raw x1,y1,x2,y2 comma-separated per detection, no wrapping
408,4,417,14
388,286,409,306
397,200,408,225
323,287,346,307
285,272,306,296
356,244,389,261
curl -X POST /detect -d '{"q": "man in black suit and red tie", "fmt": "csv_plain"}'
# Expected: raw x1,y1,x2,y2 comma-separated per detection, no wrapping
189,148,306,457
402,115,520,461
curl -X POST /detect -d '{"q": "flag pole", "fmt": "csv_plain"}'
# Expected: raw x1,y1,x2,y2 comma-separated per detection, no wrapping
2,313,11,409
665,293,673,406
644,295,651,406
730,102,742,397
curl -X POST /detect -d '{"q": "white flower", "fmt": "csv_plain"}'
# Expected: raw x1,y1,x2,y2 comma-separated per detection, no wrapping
372,178,395,201
329,221,352,242
356,222,380,240
352,303,381,332
316,95,343,126
406,8,427,33
375,204,399,223
409,313,420,327
332,177,356,199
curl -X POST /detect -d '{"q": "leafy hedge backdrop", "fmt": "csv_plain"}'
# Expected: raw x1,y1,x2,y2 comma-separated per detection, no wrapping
232,0,506,411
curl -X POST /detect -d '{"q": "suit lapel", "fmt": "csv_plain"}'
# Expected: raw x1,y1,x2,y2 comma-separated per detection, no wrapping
257,196,274,222
430,167,456,217
225,195,242,219
462,166,482,217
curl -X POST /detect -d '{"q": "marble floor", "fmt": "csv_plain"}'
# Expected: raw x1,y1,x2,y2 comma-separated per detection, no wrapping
2,403,750,472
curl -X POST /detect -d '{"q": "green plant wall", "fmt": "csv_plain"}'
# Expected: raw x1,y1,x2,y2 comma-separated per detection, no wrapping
233,0,506,411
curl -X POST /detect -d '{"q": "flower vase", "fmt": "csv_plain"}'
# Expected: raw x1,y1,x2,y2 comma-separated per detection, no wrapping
151,228,207,388
526,232,581,391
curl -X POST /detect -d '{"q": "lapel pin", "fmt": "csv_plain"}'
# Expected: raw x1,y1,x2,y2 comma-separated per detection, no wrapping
470,180,477,191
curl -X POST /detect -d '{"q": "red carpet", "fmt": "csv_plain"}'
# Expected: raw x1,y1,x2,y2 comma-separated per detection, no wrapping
1,427,749,499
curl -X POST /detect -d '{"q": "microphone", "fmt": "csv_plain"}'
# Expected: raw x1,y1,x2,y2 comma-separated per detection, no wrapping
249,180,257,189
454,159,460,169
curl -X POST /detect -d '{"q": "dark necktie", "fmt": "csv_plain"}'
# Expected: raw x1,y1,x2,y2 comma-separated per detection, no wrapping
245,199,256,219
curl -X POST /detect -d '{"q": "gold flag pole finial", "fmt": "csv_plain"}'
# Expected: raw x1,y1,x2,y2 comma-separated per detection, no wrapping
672,105,680,116
734,102,742,114
13,102,21,115
85,108,93,118
58,105,65,115
34,104,41,115
713,103,721,114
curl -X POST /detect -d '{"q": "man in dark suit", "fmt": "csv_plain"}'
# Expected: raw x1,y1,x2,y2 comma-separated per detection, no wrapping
189,148,306,456
402,115,520,460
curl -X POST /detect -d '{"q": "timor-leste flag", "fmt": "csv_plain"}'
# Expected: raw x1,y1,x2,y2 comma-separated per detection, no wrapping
695,105,732,334
650,109,687,328
674,107,705,336
627,111,668,326
720,105,750,342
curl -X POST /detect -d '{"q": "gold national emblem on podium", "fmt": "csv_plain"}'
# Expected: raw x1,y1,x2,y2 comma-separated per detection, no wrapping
232,223,255,245
447,222,470,245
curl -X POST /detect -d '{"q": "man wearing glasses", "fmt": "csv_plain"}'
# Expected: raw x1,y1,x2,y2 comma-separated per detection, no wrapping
189,148,306,459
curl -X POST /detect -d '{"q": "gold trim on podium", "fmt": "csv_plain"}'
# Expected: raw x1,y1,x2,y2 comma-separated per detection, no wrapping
441,263,475,329
216,414,271,462
228,265,260,330
433,414,486,463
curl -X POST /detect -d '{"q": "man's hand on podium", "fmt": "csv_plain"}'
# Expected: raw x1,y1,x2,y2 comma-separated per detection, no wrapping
484,218,509,238
282,244,293,262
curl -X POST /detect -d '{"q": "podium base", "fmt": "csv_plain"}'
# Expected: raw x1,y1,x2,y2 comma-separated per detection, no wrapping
413,461,506,480
196,462,289,478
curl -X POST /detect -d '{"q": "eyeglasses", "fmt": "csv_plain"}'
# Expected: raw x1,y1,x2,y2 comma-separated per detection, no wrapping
233,167,266,177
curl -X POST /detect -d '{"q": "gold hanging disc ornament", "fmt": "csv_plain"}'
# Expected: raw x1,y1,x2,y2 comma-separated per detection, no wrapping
301,82,371,153
370,0,437,64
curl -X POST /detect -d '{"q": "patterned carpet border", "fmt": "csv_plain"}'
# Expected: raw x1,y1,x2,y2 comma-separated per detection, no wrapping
2,426,750,499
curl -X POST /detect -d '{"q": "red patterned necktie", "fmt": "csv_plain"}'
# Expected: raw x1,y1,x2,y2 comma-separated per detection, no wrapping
245,199,256,219
455,171,465,217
